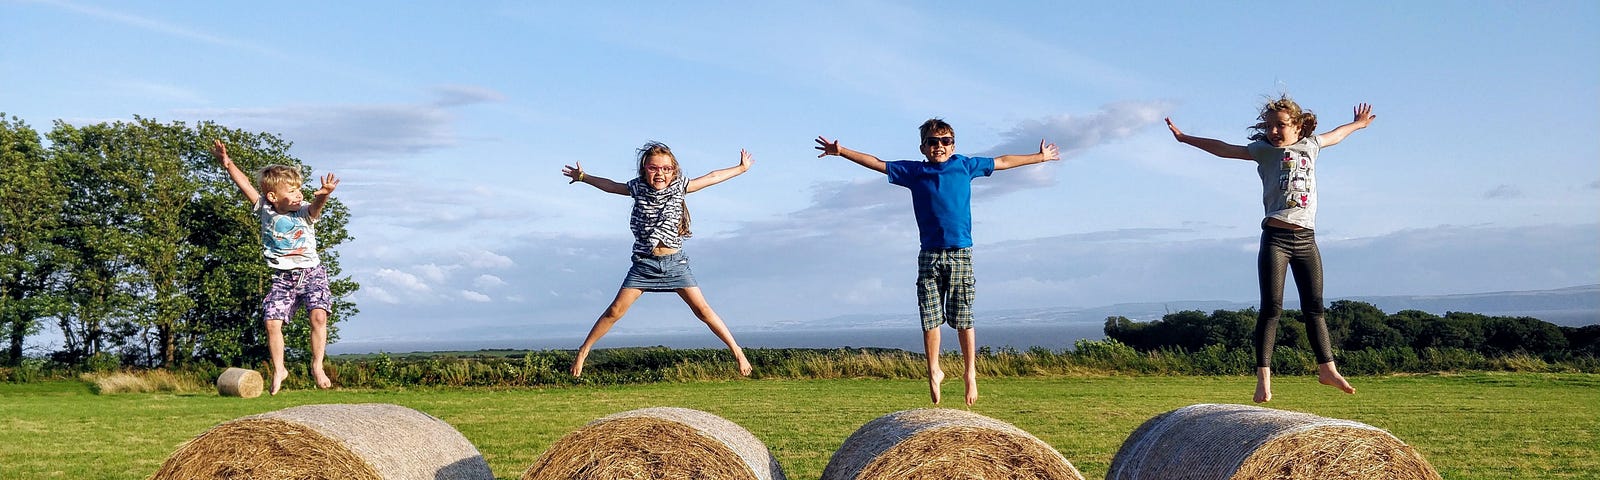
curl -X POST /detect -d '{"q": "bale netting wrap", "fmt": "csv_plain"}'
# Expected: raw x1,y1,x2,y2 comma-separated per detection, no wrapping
215,367,263,398
821,408,1084,480
522,406,785,480
150,403,493,480
1107,403,1441,480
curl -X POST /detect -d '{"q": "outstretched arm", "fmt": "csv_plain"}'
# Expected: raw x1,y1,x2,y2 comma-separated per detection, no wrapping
562,161,629,195
307,173,340,220
687,149,752,192
212,139,262,205
1166,118,1252,160
815,136,887,174
1315,103,1376,148
994,139,1061,170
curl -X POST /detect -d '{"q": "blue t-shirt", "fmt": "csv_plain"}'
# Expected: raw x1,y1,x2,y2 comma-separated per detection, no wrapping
885,154,996,249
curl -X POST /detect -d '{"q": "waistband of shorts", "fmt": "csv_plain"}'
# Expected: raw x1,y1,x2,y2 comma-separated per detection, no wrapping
919,247,972,253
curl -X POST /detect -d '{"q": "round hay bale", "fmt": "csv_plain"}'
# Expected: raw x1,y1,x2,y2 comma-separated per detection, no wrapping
821,408,1084,480
151,403,493,480
522,406,785,480
215,367,263,398
1107,403,1441,480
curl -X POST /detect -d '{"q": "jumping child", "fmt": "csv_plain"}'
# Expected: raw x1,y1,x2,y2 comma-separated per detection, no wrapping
815,119,1059,406
212,139,341,395
1165,96,1375,402
563,141,754,377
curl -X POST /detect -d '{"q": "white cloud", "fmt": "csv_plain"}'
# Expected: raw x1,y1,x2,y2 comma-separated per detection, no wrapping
976,101,1173,197
372,268,430,294
414,264,452,283
474,274,507,289
461,290,492,302
460,249,515,269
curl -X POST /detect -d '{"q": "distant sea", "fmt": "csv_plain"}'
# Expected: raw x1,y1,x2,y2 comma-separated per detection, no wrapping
327,323,1108,355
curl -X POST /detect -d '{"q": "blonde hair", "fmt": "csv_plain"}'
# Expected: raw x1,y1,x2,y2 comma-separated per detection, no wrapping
1248,95,1317,143
256,164,302,195
636,141,691,238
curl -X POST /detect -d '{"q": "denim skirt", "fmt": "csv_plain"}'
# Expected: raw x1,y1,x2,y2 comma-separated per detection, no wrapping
621,251,697,292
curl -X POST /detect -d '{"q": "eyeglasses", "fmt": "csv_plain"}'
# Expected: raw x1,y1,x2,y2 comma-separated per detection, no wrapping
645,165,675,173
922,136,954,147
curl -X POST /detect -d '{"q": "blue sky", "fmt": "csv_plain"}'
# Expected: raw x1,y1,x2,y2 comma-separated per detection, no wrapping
4,1,1597,346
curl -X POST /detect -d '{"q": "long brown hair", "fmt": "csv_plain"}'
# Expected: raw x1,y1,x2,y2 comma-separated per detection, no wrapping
636,141,691,237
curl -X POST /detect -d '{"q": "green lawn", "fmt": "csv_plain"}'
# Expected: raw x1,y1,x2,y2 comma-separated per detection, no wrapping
2,373,1597,479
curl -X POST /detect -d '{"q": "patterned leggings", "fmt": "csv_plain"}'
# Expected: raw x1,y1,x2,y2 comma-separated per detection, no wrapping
1255,226,1334,368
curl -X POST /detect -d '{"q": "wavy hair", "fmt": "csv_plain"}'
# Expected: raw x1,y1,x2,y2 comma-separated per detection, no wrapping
1248,95,1318,143
636,141,691,238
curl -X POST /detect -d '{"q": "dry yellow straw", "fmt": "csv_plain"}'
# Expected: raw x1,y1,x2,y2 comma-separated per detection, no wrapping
1107,403,1441,480
522,406,785,480
822,408,1084,480
215,367,263,398
150,403,493,480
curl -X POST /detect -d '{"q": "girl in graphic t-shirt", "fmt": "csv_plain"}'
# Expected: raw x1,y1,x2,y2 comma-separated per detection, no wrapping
1165,96,1376,403
561,141,754,377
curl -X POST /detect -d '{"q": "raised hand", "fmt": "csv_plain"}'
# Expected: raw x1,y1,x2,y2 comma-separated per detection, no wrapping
738,149,753,170
562,161,585,184
1352,103,1376,126
1165,117,1186,141
211,139,232,165
315,173,340,196
1039,139,1060,161
814,136,841,158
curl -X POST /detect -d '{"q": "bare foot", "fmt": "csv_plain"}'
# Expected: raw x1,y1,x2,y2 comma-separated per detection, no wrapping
270,369,288,396
1254,368,1272,403
928,368,945,404
1318,363,1356,394
313,369,332,389
571,350,588,377
963,372,979,406
733,348,752,376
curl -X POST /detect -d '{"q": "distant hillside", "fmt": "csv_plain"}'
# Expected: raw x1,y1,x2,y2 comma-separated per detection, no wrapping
795,285,1600,329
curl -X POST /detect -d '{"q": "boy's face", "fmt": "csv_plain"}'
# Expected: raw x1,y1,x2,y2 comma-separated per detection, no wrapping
920,130,954,163
1264,110,1302,147
264,183,303,214
643,154,677,190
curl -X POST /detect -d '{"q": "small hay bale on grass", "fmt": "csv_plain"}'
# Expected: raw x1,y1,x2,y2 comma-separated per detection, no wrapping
215,367,263,398
151,403,493,480
1107,403,1441,480
522,406,786,480
821,408,1084,480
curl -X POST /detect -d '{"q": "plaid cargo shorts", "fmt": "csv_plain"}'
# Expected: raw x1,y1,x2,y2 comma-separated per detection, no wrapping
916,248,975,331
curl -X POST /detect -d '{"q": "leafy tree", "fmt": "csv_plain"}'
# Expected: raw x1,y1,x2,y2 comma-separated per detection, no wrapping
0,115,69,365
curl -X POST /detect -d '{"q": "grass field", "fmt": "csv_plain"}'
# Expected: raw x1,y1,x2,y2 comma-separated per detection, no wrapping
2,372,1597,479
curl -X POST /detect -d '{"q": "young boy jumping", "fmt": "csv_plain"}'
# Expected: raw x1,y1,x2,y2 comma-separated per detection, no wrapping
815,119,1058,405
212,139,340,395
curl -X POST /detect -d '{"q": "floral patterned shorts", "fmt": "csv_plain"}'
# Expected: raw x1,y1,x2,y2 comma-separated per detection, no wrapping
263,265,332,322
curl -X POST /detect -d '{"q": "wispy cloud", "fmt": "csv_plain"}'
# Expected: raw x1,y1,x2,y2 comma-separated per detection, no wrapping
1483,184,1522,199
32,0,294,61
976,101,1173,197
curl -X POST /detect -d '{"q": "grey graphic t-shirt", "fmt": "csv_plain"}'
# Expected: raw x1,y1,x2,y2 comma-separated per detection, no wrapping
1248,136,1322,229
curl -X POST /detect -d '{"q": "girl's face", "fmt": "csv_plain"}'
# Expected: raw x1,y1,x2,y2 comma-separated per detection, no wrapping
643,154,677,190
1264,110,1302,147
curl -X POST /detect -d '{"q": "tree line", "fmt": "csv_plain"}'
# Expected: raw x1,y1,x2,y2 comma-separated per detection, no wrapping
0,114,358,369
1104,300,1599,360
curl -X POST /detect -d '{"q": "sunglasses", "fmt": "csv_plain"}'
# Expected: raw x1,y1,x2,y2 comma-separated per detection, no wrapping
922,136,954,147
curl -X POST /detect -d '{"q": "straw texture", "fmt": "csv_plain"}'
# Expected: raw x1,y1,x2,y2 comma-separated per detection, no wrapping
522,406,785,480
1107,403,1441,480
151,403,493,480
215,367,263,398
821,408,1084,480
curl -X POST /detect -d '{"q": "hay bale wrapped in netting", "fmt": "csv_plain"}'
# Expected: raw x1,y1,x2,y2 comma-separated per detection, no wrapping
1107,403,1441,480
821,408,1084,480
151,403,493,480
522,406,785,480
215,367,263,398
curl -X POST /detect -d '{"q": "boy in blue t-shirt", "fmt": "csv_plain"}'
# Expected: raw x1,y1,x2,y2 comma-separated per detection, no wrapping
815,118,1059,405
